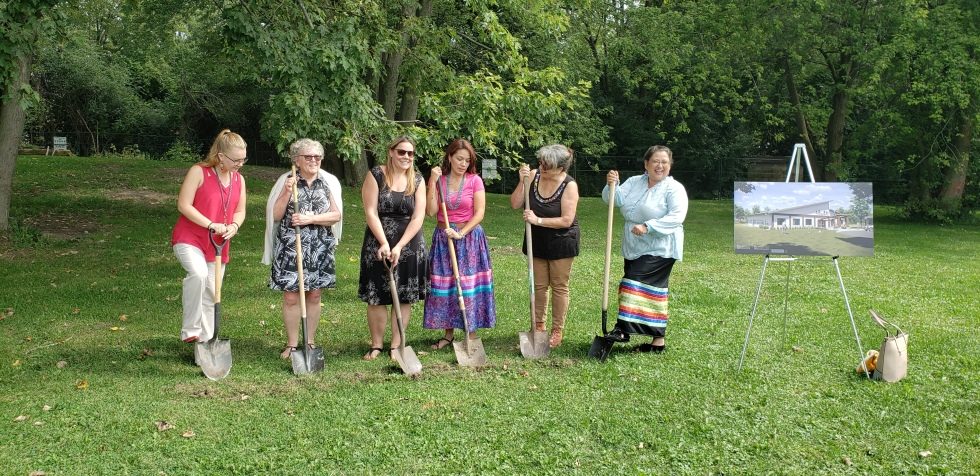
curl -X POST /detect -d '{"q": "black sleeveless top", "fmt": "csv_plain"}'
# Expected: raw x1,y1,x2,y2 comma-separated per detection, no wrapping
522,173,580,260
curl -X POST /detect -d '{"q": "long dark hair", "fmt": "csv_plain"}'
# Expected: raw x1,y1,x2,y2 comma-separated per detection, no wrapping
441,139,477,175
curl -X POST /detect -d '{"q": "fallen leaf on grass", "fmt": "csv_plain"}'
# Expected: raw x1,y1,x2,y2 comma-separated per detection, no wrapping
14,415,28,422
259,320,265,327
919,451,932,458
182,430,195,438
792,346,804,353
109,327,124,331
842,457,852,466
155,421,173,432
12,360,20,366
43,405,52,411
71,308,80,315
34,421,44,426
348,257,356,262
241,395,250,401
29,471,45,476
528,384,538,391
24,336,33,342
638,442,644,449
75,380,88,389
56,361,68,368
119,314,128,321
502,364,509,371
574,460,580,468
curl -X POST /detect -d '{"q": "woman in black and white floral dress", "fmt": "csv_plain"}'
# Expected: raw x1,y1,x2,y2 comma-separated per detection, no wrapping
358,135,429,360
264,138,343,359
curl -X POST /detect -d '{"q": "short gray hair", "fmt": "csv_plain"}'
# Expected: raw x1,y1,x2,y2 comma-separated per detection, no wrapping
289,138,324,160
537,144,573,172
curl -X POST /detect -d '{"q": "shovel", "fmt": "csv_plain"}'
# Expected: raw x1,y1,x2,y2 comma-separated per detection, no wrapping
437,180,487,367
518,175,550,359
197,232,232,380
589,182,617,361
385,261,423,376
289,165,325,375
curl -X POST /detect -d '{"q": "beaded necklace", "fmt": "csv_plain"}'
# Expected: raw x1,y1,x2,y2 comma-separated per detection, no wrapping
443,175,467,210
212,167,232,225
533,172,567,204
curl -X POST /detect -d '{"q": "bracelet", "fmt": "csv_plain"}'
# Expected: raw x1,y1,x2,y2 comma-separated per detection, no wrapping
207,221,213,230
230,223,239,230
537,217,542,225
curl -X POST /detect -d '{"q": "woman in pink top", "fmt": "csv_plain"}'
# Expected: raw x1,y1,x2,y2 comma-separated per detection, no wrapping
171,130,247,359
423,139,496,350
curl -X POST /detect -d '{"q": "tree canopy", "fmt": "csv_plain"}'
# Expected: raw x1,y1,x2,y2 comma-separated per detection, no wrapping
1,0,977,230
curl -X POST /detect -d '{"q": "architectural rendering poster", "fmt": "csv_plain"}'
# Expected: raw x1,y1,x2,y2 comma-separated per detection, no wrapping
734,182,874,257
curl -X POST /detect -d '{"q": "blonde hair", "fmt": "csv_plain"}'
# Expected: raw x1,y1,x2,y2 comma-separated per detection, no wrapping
200,129,246,167
384,135,418,195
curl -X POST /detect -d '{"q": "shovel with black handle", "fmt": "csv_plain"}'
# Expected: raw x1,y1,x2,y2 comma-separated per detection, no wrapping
198,232,233,380
289,165,325,375
589,181,617,361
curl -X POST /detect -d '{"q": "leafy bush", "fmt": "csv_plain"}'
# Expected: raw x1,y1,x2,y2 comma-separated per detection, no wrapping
163,139,200,163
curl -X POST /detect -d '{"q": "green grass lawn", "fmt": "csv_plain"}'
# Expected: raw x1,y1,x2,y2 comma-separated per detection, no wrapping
1,156,978,475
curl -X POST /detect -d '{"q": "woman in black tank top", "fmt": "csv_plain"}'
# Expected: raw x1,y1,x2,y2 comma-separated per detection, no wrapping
509,144,580,349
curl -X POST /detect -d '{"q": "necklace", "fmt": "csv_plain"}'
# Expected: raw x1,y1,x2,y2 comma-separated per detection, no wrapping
444,175,466,210
213,167,232,224
533,173,567,204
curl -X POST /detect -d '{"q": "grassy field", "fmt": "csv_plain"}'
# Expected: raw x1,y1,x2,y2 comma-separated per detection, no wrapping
734,224,875,257
1,155,978,475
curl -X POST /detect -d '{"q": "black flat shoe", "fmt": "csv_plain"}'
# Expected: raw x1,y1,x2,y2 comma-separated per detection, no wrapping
638,343,666,354
604,328,630,343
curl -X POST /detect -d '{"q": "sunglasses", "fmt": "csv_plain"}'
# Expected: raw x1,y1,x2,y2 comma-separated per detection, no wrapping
297,154,323,163
392,148,416,158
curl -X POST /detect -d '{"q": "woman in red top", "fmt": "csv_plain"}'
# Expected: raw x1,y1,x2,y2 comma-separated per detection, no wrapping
171,130,248,357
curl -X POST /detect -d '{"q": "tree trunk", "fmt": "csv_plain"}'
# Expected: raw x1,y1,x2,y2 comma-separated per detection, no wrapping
823,87,849,182
939,107,973,201
782,55,821,181
0,53,30,231
380,3,418,120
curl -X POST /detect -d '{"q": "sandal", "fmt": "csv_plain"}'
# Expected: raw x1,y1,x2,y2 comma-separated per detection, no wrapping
605,328,630,343
363,347,383,361
637,343,666,354
430,337,454,350
280,345,298,359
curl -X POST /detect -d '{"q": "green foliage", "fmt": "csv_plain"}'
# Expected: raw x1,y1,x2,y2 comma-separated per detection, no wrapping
162,139,199,163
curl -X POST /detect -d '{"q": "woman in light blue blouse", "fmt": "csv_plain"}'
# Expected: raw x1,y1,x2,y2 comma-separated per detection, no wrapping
601,145,688,353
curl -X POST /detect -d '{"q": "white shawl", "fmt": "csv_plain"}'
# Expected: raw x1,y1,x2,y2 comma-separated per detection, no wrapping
262,169,343,265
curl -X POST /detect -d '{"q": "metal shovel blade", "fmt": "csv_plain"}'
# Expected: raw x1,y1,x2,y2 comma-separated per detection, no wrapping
391,345,423,376
588,335,614,362
291,346,325,375
197,339,232,380
518,331,551,359
453,338,487,367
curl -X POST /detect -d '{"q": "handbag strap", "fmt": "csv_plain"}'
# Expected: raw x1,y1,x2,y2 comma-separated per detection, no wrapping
869,309,905,337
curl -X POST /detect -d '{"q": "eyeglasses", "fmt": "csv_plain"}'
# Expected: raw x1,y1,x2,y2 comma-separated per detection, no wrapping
221,153,248,166
297,154,323,163
392,148,415,158
649,160,670,166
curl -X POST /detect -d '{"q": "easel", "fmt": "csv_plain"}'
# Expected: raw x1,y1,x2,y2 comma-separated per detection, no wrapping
737,144,868,375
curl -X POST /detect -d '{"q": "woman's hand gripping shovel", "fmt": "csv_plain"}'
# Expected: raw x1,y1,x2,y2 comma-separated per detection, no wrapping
588,181,616,362
198,232,232,380
384,260,423,376
437,180,487,367
289,165,325,375
519,175,550,359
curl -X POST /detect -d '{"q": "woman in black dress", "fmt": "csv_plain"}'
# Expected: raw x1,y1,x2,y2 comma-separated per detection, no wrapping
358,136,429,360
